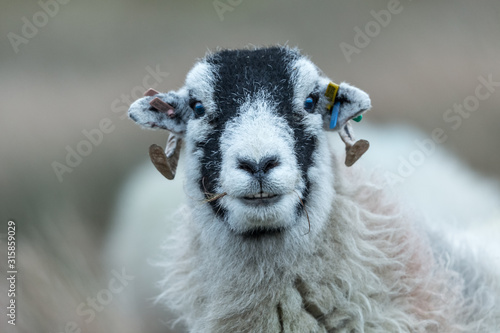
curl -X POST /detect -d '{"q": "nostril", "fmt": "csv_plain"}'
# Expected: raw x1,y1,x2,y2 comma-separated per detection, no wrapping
237,156,280,176
238,160,258,174
261,157,280,174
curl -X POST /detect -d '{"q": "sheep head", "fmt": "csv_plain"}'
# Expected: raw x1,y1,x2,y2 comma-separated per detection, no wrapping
128,47,371,236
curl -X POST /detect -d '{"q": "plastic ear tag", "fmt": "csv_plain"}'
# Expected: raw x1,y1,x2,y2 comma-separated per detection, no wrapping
329,101,340,129
324,82,339,111
150,97,176,118
353,115,363,122
325,82,340,130
325,82,339,104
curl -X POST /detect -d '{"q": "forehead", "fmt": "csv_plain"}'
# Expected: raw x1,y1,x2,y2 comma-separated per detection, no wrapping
185,47,319,108
208,47,299,103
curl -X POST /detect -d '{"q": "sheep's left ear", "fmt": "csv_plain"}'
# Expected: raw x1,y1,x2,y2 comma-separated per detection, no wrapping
318,81,371,131
128,88,192,136
128,88,192,180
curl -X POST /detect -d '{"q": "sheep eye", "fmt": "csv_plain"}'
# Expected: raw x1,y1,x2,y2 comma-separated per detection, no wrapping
193,102,206,117
304,96,315,112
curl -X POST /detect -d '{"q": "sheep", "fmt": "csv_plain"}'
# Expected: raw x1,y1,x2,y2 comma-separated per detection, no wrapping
127,46,500,332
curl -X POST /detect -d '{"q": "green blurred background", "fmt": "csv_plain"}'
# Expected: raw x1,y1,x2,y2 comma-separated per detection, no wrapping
1,0,499,332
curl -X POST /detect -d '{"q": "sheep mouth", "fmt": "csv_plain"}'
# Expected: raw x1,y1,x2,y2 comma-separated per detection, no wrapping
240,226,284,238
240,192,281,206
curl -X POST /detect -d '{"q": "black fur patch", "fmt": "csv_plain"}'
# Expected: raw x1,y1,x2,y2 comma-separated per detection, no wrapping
198,47,317,213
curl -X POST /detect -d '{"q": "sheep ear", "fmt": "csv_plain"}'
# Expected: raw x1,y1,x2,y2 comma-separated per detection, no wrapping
128,88,192,136
319,82,371,131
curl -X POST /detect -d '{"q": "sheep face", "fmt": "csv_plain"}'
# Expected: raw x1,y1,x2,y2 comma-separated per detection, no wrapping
129,47,370,237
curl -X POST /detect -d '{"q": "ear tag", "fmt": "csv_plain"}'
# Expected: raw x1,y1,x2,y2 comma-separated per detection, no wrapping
353,114,363,122
325,82,340,130
144,88,160,96
149,133,182,180
149,98,176,118
142,88,182,180
143,88,176,118
339,122,369,167
325,82,339,108
329,101,340,129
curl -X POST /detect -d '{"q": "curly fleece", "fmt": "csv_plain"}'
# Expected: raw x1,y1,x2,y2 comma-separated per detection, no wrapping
157,156,500,332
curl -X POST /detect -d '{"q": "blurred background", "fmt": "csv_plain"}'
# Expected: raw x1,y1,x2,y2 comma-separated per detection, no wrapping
1,0,499,332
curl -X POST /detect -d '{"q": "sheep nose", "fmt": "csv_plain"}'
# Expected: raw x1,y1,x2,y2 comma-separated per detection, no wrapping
237,156,280,180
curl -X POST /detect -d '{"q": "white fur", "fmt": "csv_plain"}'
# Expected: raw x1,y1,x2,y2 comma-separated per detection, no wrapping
218,94,304,232
184,61,217,115
290,57,320,109
107,123,500,333
157,154,500,332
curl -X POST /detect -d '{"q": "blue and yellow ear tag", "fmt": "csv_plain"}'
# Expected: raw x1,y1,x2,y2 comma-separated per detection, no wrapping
325,82,340,129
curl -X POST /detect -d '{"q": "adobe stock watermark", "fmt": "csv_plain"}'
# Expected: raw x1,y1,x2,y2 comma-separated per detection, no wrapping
6,220,17,326
7,0,72,54
51,65,169,182
340,0,407,63
55,268,134,333
442,74,499,131
383,74,499,186
213,0,243,21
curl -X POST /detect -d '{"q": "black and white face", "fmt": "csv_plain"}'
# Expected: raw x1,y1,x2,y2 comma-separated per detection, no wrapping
128,47,370,237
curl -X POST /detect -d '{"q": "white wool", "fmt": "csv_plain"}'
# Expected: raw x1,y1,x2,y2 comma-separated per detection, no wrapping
155,151,500,332
106,122,500,333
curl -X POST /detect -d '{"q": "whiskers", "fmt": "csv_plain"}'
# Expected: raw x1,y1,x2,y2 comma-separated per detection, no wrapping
293,190,311,235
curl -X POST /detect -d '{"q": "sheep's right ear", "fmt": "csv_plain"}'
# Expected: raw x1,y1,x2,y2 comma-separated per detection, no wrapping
319,81,371,131
317,81,372,166
128,88,192,136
